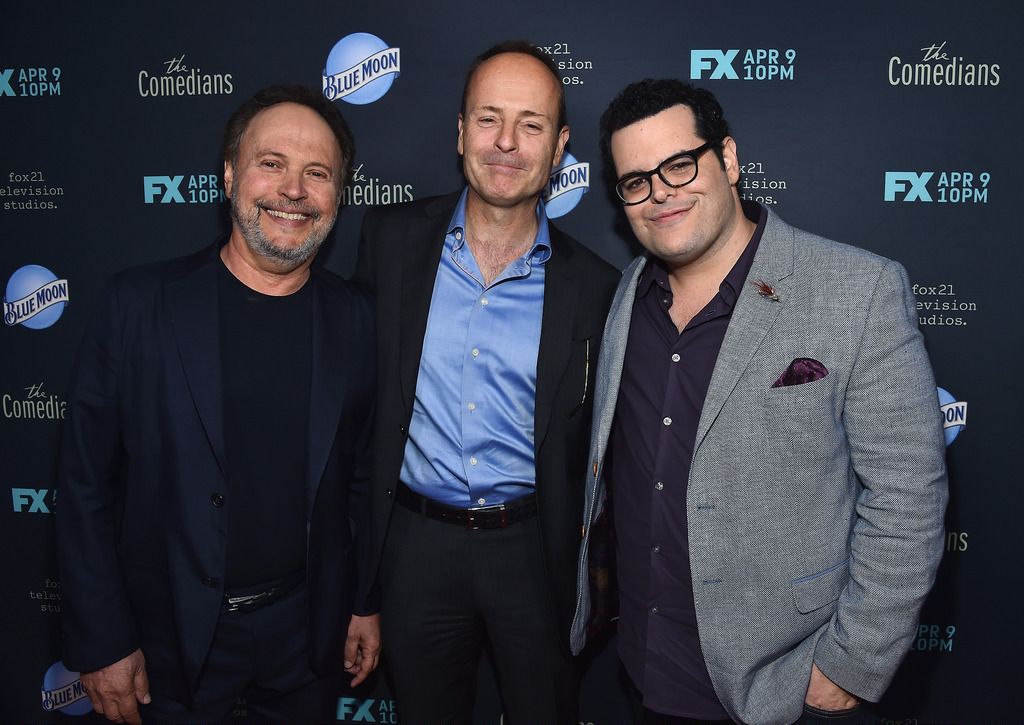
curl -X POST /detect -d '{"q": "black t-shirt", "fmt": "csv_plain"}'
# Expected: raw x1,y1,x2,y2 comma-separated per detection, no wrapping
218,260,312,588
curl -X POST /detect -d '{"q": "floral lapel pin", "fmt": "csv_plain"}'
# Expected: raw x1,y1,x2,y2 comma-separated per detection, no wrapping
751,279,780,302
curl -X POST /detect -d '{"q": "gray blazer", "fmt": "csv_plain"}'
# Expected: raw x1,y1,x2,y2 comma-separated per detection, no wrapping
570,209,948,724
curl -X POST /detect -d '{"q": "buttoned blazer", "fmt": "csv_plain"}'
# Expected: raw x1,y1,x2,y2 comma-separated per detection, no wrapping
354,193,618,641
570,209,948,724
56,241,375,690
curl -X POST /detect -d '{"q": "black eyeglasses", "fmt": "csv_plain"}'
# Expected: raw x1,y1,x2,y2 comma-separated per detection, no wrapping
614,142,716,205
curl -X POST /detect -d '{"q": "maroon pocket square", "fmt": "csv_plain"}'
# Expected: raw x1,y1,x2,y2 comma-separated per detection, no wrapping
772,358,828,388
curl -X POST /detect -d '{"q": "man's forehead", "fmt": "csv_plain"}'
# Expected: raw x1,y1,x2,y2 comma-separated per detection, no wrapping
611,105,701,168
465,53,559,113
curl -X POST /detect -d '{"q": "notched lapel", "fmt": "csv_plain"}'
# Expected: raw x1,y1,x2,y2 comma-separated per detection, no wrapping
399,206,451,412
307,279,347,516
534,239,579,454
694,215,795,451
166,262,227,476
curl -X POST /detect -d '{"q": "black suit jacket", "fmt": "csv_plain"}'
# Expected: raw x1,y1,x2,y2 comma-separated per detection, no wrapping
56,241,375,689
353,193,618,641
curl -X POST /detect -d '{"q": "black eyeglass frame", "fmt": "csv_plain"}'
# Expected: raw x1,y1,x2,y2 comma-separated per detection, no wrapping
614,141,718,205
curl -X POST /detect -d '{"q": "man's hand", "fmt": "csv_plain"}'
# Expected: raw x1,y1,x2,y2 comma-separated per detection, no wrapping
805,662,858,710
344,613,381,687
80,649,151,724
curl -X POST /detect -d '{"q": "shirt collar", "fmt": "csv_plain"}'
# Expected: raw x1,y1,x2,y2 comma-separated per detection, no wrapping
446,187,553,264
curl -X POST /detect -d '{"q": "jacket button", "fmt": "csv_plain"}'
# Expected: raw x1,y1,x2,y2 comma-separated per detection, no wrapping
201,576,218,588
211,493,224,507
399,425,407,435
385,488,392,497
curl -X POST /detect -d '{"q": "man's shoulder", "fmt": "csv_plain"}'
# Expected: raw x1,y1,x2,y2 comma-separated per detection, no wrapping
548,222,619,281
769,210,897,278
362,192,460,226
108,242,217,295
312,265,372,310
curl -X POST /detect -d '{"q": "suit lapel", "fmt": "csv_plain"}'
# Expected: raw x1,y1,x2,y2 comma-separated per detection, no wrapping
534,228,579,453
306,273,347,515
694,211,795,451
165,247,226,476
398,197,454,412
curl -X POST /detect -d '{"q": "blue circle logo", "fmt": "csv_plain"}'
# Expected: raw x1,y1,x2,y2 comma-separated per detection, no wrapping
4,264,69,330
937,386,966,446
322,33,401,105
543,152,590,219
40,661,92,716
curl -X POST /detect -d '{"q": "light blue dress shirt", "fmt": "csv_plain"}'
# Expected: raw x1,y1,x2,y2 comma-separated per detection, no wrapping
400,189,550,507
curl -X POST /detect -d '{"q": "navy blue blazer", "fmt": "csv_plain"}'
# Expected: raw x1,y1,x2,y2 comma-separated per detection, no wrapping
56,241,375,690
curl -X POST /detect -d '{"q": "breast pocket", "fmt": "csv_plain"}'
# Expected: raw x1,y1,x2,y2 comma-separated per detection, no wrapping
792,558,849,614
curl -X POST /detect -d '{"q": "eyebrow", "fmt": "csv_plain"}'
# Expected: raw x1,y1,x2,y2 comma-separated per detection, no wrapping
474,104,550,120
254,149,335,172
619,148,691,178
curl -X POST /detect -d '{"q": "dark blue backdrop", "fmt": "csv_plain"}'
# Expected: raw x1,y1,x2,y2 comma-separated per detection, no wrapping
2,2,1017,722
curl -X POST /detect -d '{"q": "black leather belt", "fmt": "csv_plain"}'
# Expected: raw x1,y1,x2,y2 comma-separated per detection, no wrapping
221,571,304,614
396,482,537,530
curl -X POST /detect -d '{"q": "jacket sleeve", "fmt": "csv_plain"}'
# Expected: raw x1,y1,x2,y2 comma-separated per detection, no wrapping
813,259,949,700
56,278,140,673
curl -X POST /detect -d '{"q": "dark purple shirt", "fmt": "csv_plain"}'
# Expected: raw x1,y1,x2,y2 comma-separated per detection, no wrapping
610,201,766,718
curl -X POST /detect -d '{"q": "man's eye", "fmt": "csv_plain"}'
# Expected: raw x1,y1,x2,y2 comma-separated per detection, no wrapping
622,177,647,192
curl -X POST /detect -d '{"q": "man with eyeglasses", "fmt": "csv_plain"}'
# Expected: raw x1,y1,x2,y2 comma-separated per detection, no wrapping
570,79,947,724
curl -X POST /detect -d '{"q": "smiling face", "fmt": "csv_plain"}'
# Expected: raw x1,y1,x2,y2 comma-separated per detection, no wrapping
610,104,745,271
457,52,569,212
223,102,343,273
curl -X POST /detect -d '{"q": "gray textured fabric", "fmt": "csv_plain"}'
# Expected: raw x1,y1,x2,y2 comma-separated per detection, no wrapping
570,209,948,725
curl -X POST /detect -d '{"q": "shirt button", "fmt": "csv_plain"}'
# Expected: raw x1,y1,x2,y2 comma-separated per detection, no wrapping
671,353,680,363
471,348,480,358
663,416,672,426
651,606,659,614
654,481,664,491
468,402,476,411
470,456,478,466
652,545,661,553
477,497,486,505
481,298,489,306
455,231,463,240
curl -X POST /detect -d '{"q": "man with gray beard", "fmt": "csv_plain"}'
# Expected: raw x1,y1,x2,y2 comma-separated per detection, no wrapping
57,85,379,724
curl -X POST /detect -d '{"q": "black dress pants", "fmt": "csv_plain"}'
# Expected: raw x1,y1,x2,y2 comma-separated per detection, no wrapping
380,503,577,725
140,584,339,724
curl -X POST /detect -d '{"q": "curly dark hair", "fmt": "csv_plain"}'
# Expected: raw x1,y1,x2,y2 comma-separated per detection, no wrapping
598,78,730,174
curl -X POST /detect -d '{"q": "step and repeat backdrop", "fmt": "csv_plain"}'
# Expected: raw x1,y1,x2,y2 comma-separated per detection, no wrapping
2,1,1017,723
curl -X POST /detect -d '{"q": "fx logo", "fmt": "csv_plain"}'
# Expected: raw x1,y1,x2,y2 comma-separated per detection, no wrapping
338,697,375,721
12,487,52,513
690,50,739,80
143,175,185,203
884,171,933,202
0,68,15,96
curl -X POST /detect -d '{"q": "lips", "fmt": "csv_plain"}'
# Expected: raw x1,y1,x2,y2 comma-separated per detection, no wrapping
649,203,694,224
257,203,319,223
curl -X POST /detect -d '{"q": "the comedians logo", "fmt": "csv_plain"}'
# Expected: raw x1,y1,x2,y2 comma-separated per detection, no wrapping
338,697,398,723
323,33,400,105
0,66,61,97
544,153,589,219
690,48,796,81
3,382,65,420
4,265,68,330
343,163,413,207
40,661,91,716
889,41,1000,87
937,387,966,446
143,174,226,204
883,171,989,204
138,54,233,97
